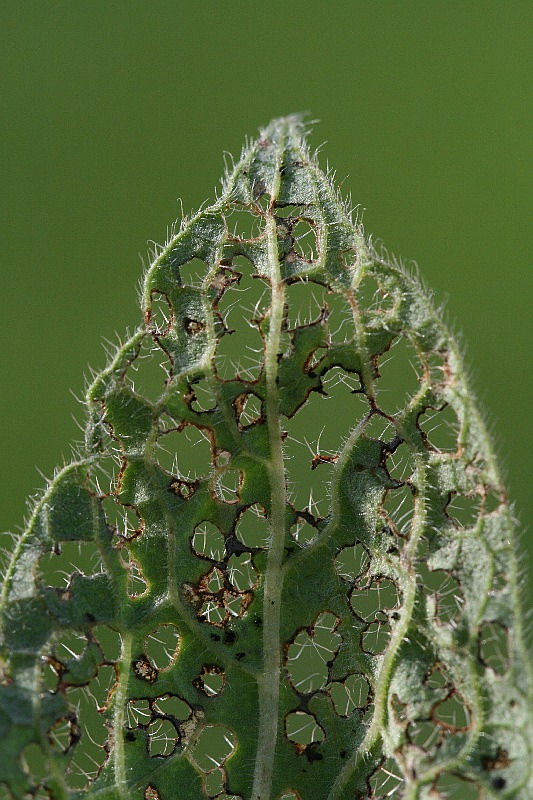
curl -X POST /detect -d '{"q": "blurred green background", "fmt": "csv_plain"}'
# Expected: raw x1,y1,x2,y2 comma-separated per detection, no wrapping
1,1,531,602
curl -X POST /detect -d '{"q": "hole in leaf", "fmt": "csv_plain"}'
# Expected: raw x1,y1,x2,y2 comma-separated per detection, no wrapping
376,335,422,415
284,371,367,518
446,493,481,529
147,718,179,757
381,485,415,539
214,468,242,504
329,673,370,716
190,724,236,772
215,257,268,382
433,692,471,731
334,543,370,582
147,292,173,336
152,693,192,720
433,773,481,799
145,624,180,672
286,612,342,694
290,517,318,546
356,275,395,316
285,281,325,329
179,258,211,289
102,497,142,541
479,622,509,675
125,338,171,404
227,553,258,592
285,711,325,746
192,522,226,561
124,555,148,598
191,378,217,412
227,205,265,241
350,577,401,621
386,442,413,483
155,425,212,480
204,767,227,798
93,625,122,662
236,505,270,549
127,699,151,728
236,392,262,427
406,718,442,750
368,757,404,798
418,404,459,452
292,219,318,261
326,291,354,345
194,665,225,697
418,564,464,625
39,541,103,588
360,620,392,655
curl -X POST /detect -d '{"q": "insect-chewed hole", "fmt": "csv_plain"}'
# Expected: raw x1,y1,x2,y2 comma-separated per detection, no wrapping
147,292,173,336
418,404,459,452
292,220,317,261
328,673,370,716
286,612,341,694
93,625,122,662
154,425,212,480
350,577,401,621
179,258,211,289
417,564,463,625
145,624,180,672
194,665,225,697
285,280,325,329
236,392,262,427
334,543,370,582
190,724,236,772
433,692,471,731
368,757,404,798
406,718,442,751
274,204,305,219
375,335,422,416
386,442,413,483
192,522,226,561
290,517,318,546
381,485,415,539
102,497,142,541
127,699,151,728
50,630,88,665
152,694,192,720
433,773,481,799
190,378,217,412
215,256,268,382
227,553,258,592
203,766,230,798
88,452,120,497
360,620,392,655
125,338,171,404
285,711,325,746
363,413,394,440
425,664,450,691
48,716,75,753
236,504,269,548
446,493,481,529
123,555,148,598
483,489,505,515
356,275,395,316
214,468,243,504
63,665,116,788
227,204,265,241
326,291,354,345
479,622,509,675
147,718,179,757
38,541,103,588
284,371,367,519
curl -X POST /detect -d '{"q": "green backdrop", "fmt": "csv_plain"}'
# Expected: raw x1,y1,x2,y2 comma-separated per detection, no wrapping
1,0,532,607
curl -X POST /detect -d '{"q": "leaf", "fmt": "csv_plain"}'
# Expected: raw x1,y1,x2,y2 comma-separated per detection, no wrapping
1,116,531,800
